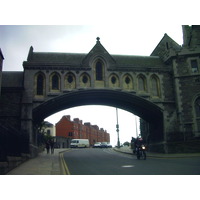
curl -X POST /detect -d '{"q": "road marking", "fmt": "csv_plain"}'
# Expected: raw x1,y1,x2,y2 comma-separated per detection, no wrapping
59,151,71,175
121,165,135,168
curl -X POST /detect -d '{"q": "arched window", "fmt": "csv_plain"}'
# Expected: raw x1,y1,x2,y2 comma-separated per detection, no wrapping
109,74,119,88
125,76,131,84
80,73,91,88
151,75,160,97
138,75,146,92
36,74,44,95
65,73,76,89
123,74,133,90
67,75,73,83
96,61,103,80
52,74,59,90
82,75,88,83
50,73,60,91
35,73,45,96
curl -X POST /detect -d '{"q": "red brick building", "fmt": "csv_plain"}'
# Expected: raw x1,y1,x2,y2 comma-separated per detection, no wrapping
56,115,110,146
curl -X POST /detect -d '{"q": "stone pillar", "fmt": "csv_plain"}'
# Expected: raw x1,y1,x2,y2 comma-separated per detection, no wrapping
21,103,38,157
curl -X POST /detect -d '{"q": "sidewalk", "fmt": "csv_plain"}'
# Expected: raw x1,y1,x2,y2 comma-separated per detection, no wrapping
114,146,200,158
7,148,68,175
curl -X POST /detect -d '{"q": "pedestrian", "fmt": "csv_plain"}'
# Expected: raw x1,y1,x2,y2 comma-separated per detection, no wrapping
50,139,54,154
45,140,50,154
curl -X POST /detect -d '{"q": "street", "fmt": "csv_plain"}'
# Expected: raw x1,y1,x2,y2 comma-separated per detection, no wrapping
63,148,200,175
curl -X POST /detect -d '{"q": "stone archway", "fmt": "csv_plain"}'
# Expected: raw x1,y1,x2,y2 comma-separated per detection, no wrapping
33,89,164,148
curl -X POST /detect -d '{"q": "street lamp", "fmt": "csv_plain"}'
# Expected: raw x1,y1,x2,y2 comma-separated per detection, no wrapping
116,108,120,148
135,115,138,138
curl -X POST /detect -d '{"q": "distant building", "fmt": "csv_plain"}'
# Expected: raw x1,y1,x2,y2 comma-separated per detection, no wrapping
44,121,55,137
56,115,110,147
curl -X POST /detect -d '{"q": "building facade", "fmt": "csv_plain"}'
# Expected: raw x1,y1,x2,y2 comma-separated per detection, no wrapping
44,121,55,137
56,115,110,147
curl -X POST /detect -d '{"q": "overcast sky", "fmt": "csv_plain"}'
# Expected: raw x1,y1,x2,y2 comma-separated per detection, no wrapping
0,25,183,71
0,25,184,145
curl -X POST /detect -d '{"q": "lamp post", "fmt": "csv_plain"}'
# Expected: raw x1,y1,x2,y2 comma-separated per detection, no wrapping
135,115,138,138
116,108,120,148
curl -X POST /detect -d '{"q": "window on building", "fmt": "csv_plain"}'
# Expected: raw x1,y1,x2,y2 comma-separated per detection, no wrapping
47,130,51,136
96,61,103,80
67,75,73,83
68,132,73,136
191,59,199,73
151,76,160,97
82,75,88,84
52,74,59,90
125,76,130,84
138,76,146,92
36,74,44,95
166,42,169,50
111,76,116,84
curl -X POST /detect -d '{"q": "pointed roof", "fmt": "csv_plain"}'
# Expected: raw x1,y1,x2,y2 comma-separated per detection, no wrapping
81,37,116,66
150,34,181,62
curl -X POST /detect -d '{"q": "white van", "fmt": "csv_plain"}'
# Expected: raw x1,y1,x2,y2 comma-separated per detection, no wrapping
70,139,90,148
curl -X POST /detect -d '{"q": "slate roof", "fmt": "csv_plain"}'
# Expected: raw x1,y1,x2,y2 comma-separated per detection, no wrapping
112,54,165,68
30,52,86,64
26,51,166,68
25,38,167,69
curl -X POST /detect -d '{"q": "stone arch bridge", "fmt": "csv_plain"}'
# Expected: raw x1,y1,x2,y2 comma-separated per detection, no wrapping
1,26,200,157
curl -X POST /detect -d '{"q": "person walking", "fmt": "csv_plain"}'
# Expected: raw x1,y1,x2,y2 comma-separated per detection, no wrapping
45,140,50,154
50,139,55,154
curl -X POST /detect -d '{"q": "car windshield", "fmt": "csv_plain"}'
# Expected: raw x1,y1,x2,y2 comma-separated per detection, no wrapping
71,140,79,143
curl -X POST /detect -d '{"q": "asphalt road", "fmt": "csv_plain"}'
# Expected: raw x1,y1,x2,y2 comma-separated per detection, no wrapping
63,148,200,175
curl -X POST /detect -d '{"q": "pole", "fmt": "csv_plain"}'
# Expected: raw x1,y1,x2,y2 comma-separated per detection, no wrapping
116,108,120,148
135,115,138,137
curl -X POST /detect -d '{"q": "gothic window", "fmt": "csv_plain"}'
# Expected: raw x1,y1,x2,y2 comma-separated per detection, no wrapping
82,75,88,84
111,76,116,84
67,75,73,83
125,76,130,84
96,61,103,80
123,74,133,90
52,74,59,90
109,74,119,88
151,75,160,97
80,73,91,87
65,73,76,89
36,74,44,95
138,75,146,92
50,73,60,91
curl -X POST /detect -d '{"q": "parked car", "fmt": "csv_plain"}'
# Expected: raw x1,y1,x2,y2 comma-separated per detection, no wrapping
93,142,102,148
100,142,108,148
107,143,112,148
